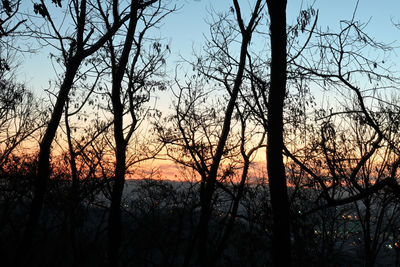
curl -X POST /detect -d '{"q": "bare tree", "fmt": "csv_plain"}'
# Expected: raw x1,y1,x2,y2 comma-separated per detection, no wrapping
0,0,38,168
0,0,25,39
243,4,317,266
19,0,141,258
263,1,293,265
156,1,264,265
93,1,174,265
286,12,400,205
279,6,400,265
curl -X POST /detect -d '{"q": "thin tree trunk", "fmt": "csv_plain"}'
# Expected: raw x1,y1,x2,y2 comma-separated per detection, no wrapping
107,3,139,266
196,32,251,267
266,1,292,266
212,156,250,261
184,2,263,266
65,100,79,266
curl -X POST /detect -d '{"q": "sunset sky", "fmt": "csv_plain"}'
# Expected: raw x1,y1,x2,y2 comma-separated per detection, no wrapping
13,0,400,180
5,2,400,266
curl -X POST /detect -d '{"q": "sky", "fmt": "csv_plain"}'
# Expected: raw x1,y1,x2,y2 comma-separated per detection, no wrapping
10,0,400,180
18,0,400,97
8,1,399,96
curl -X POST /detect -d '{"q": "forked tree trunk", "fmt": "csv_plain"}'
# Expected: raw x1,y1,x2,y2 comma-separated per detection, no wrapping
194,2,263,266
17,0,130,260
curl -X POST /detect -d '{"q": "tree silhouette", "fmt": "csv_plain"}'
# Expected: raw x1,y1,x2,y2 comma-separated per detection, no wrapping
156,1,264,265
19,0,141,260
264,1,293,265
1,1,400,266
98,0,173,265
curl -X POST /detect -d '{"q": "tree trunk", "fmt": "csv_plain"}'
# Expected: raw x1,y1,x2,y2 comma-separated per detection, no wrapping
266,1,292,266
18,58,81,257
107,73,127,266
107,3,139,266
16,0,129,263
107,144,126,267
65,101,80,266
185,2,263,265
196,30,251,267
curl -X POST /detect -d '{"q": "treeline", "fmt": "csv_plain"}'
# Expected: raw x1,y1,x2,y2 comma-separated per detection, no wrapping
1,1,400,266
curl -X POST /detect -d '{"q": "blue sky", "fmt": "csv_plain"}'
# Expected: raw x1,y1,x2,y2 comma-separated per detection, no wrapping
163,0,400,55
17,0,400,97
